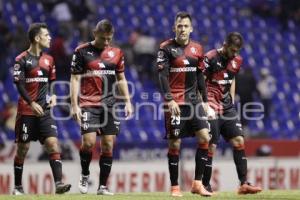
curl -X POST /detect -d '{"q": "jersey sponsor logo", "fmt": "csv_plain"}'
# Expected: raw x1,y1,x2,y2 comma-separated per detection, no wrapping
212,79,233,85
170,67,197,73
183,59,190,65
25,77,48,83
86,70,116,75
216,61,222,67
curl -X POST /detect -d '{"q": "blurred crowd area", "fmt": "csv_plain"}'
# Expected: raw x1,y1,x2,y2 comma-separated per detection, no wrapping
0,0,300,158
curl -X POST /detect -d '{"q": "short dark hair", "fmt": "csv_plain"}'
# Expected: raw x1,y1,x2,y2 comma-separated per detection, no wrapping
28,23,48,43
175,11,192,23
94,19,114,33
225,32,243,48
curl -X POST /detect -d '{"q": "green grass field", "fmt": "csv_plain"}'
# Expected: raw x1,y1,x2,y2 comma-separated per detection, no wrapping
1,190,300,200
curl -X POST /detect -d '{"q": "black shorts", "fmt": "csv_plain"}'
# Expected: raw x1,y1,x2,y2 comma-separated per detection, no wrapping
209,110,243,144
164,104,209,139
80,106,120,135
15,109,58,144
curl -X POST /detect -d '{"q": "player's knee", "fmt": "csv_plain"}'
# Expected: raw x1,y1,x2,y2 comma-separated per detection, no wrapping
231,136,244,147
209,144,217,154
16,144,30,159
82,141,95,150
168,139,181,150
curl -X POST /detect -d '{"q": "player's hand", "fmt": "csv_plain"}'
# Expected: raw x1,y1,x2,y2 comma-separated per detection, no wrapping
48,95,57,108
72,105,82,125
30,101,44,117
124,101,133,120
168,100,180,116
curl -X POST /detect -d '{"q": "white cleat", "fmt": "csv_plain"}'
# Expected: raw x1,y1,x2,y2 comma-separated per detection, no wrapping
12,186,24,195
97,185,114,195
78,174,89,194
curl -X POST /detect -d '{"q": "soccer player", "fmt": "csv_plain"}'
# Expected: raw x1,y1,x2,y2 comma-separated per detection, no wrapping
201,32,262,194
157,12,212,197
70,19,133,195
12,23,71,195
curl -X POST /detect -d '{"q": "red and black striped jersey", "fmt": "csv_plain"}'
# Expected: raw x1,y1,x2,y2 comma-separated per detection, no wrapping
203,49,242,114
13,51,56,115
157,39,204,104
71,42,125,107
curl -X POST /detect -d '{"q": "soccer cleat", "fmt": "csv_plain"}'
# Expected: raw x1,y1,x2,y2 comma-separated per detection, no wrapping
12,186,24,195
55,182,72,194
238,182,262,195
204,184,216,194
171,185,183,197
78,174,89,194
191,180,213,197
97,185,114,195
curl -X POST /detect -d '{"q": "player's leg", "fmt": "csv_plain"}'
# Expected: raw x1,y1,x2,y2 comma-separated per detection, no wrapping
13,115,33,195
229,135,262,194
13,142,30,195
44,136,71,194
97,135,115,195
78,132,97,193
97,106,119,195
40,110,71,194
190,104,212,196
202,119,219,193
222,114,262,194
191,127,212,196
168,138,182,197
202,143,217,192
164,107,183,197
78,107,99,193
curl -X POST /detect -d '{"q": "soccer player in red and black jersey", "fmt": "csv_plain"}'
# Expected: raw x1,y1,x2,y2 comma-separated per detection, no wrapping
70,19,133,195
12,23,71,195
157,12,212,197
201,32,262,194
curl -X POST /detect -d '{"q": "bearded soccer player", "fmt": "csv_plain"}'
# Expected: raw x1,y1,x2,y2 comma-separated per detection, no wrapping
12,23,71,195
201,32,262,194
70,19,133,195
157,12,212,197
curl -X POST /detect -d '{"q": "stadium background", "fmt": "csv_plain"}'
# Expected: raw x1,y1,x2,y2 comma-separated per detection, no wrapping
0,0,300,194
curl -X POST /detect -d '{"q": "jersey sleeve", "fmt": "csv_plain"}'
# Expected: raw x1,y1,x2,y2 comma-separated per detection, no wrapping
49,59,56,81
70,50,84,74
116,50,125,73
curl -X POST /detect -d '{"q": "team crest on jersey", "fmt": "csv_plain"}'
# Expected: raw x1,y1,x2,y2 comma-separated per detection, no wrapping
108,51,115,58
190,47,196,54
44,58,49,66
